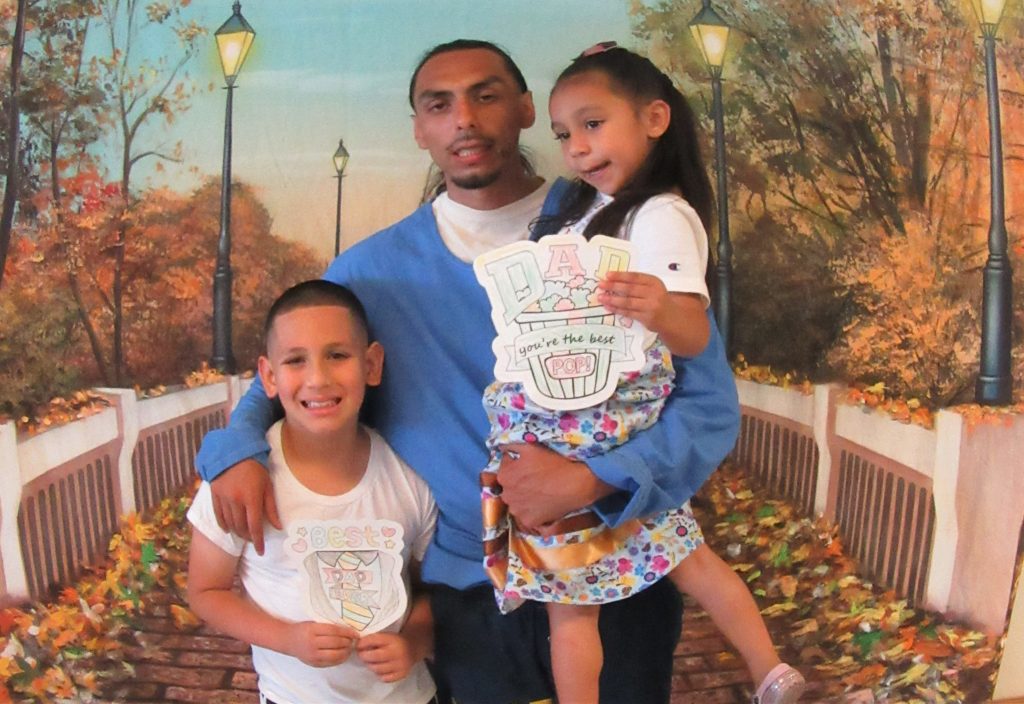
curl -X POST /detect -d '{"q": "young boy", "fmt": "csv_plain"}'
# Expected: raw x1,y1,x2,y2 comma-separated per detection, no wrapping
187,280,438,704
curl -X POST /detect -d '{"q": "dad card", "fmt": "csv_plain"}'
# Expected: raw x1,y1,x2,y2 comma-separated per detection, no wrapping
474,234,647,410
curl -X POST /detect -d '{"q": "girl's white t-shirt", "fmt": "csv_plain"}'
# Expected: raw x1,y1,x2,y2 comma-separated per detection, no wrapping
568,192,710,305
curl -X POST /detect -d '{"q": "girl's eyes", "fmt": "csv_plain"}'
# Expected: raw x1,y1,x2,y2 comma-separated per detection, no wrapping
584,119,603,130
553,131,569,142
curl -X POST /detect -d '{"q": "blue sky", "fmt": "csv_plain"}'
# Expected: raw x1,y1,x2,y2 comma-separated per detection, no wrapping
130,0,642,258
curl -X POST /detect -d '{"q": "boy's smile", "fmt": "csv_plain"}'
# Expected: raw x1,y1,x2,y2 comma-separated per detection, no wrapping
258,305,383,441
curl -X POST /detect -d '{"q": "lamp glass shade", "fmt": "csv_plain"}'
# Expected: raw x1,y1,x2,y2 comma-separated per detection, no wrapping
688,4,731,70
690,23,731,68
966,0,1007,28
215,6,256,82
333,141,350,175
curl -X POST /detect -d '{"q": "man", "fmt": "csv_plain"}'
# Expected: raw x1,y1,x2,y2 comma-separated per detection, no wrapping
196,39,739,704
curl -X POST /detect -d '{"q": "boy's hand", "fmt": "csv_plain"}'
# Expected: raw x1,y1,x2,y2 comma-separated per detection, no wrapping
285,621,359,668
356,632,420,682
210,458,282,555
597,271,672,334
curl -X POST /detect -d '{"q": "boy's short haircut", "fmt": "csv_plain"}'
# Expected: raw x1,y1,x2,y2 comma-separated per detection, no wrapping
263,280,371,343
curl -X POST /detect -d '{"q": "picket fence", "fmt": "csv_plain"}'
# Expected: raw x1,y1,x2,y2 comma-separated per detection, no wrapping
1,376,1022,695
0,377,251,601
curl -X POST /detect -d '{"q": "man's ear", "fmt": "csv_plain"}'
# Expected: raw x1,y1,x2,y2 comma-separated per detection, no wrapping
644,99,671,139
519,90,537,130
412,113,427,150
365,341,385,387
257,355,278,398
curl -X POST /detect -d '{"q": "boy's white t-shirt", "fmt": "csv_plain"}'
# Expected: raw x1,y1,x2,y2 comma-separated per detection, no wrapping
188,422,437,704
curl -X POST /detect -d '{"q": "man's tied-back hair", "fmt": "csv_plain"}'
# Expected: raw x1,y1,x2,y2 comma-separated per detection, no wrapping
408,39,528,109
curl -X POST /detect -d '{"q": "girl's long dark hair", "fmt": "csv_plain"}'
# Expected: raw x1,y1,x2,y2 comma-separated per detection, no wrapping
535,47,715,257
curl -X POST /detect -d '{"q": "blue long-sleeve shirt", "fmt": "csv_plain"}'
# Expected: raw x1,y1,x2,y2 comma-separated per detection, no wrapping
196,181,740,588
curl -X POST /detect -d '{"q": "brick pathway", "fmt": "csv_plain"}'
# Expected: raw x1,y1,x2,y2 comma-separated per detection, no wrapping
101,589,861,704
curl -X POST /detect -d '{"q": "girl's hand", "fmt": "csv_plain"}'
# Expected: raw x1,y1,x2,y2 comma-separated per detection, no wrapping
597,271,673,333
284,621,359,668
598,271,709,357
356,632,419,682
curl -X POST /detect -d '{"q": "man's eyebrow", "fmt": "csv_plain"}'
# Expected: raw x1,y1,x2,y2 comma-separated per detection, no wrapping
414,75,508,106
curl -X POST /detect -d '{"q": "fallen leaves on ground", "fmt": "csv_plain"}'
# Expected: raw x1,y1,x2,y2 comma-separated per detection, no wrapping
694,462,1000,702
0,488,195,703
0,461,1007,702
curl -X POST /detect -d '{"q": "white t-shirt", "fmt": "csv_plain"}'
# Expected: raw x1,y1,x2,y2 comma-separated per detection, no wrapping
568,192,710,305
432,180,552,262
188,422,437,704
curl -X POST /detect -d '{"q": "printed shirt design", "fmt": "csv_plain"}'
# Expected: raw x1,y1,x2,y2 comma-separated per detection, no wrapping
474,233,647,411
286,519,407,634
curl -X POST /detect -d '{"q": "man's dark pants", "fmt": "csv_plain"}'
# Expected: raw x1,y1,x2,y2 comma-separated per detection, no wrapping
431,578,683,704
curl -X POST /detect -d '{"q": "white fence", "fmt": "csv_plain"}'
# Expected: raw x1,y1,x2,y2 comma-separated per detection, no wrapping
2,375,1023,695
734,379,1024,638
0,377,252,600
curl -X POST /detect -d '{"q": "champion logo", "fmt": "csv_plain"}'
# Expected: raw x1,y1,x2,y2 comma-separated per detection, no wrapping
668,263,680,271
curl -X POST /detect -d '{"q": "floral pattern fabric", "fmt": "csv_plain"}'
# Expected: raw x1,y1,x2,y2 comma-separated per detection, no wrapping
481,341,704,613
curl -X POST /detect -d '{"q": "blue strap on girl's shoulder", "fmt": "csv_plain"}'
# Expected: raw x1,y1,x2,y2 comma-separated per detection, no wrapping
530,178,573,241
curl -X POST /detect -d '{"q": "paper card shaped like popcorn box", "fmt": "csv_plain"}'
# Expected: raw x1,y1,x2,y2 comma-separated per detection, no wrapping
287,520,408,634
474,233,647,410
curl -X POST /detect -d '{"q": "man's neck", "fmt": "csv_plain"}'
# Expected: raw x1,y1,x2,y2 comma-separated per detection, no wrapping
446,173,545,211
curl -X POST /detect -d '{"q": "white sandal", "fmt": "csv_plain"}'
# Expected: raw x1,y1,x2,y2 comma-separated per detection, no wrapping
753,663,806,704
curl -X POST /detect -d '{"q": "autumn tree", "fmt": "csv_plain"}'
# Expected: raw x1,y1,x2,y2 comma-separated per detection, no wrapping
0,178,324,414
0,0,27,287
17,0,111,381
91,0,204,385
632,0,1024,402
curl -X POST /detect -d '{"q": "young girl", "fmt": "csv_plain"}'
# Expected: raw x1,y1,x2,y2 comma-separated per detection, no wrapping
480,44,806,704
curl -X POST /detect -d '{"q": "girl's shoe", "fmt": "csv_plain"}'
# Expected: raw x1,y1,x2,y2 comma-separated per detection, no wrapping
753,663,806,704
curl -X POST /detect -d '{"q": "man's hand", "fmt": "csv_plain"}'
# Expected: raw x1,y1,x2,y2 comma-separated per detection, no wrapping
496,443,615,531
284,621,359,668
209,458,282,555
357,632,422,683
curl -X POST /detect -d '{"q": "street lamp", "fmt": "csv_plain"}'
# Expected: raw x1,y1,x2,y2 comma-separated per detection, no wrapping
211,1,255,374
690,0,733,356
333,139,350,257
970,0,1013,404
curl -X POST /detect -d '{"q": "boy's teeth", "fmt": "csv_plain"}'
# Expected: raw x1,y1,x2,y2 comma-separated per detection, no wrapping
305,399,337,408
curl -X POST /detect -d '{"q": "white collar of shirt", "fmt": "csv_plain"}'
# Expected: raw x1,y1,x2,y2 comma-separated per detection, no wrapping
432,181,553,262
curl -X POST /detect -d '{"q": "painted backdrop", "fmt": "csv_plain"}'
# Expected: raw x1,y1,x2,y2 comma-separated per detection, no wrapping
1,0,1022,417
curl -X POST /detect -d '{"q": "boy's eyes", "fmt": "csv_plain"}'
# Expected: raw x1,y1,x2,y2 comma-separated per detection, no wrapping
282,356,304,366
553,130,569,142
584,119,603,130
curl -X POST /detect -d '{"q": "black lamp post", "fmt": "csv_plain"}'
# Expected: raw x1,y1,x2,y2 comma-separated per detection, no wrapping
970,0,1014,405
333,139,350,258
212,1,255,373
689,0,733,357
